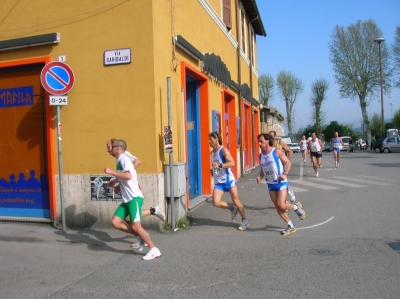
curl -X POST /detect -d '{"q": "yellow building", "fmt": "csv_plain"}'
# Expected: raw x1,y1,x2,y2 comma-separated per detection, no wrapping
0,0,266,228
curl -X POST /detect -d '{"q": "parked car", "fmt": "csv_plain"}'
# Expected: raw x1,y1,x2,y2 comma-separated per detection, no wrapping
373,137,400,153
341,136,351,151
288,143,300,153
323,142,331,152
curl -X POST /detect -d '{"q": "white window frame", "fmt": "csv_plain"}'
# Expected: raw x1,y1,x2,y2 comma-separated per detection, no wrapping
240,2,246,55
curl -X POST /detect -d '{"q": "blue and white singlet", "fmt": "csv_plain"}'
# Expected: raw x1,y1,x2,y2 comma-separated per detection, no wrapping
260,148,287,185
333,137,341,151
211,146,235,184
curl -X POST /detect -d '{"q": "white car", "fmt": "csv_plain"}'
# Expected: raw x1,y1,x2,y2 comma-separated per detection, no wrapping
288,143,301,153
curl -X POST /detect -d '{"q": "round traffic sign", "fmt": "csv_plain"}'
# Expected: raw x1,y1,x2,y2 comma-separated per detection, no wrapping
40,61,75,95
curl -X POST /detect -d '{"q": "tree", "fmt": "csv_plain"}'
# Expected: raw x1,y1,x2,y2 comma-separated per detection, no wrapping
393,26,400,88
392,109,400,129
329,19,393,145
369,112,382,138
258,74,275,106
322,121,355,141
310,78,329,138
276,70,304,140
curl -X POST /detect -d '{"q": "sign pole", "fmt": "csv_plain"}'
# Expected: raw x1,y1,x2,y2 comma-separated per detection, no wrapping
57,106,66,232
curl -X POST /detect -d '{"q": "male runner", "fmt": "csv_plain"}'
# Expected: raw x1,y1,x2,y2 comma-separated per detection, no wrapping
308,132,324,177
209,131,249,231
331,132,343,168
268,131,295,202
256,133,306,236
105,139,160,260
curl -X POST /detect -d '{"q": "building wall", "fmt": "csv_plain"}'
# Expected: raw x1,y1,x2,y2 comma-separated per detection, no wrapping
0,0,264,227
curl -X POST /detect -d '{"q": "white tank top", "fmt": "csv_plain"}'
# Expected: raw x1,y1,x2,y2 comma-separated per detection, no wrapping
310,138,321,152
299,140,307,150
210,146,235,184
260,148,287,185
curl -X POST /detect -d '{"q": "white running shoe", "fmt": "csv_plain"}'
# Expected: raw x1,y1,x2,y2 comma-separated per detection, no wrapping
315,172,319,177
143,247,161,260
152,205,166,222
287,189,296,202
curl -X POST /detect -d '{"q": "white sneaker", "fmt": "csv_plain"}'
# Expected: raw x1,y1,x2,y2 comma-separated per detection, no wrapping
287,189,296,202
152,205,166,222
143,247,161,260
303,160,306,163
315,172,319,177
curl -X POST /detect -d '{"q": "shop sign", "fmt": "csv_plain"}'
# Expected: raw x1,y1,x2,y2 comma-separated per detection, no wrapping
0,86,33,108
201,53,231,87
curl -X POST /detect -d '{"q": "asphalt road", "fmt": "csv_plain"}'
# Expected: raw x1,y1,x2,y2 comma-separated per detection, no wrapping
1,150,399,299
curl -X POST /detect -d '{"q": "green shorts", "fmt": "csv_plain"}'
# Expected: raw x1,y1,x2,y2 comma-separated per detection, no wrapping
114,197,144,222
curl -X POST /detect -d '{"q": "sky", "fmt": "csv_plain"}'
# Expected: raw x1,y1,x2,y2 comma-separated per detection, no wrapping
255,0,400,132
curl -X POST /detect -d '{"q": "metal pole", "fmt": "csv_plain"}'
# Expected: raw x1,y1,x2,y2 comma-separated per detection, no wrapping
57,106,66,232
167,77,175,229
378,42,384,138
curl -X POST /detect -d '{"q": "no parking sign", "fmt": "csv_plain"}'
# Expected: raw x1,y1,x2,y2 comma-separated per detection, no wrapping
40,62,75,95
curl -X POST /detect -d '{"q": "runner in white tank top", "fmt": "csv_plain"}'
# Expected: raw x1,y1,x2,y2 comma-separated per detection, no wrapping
209,131,249,231
256,133,306,236
308,132,324,177
298,135,308,163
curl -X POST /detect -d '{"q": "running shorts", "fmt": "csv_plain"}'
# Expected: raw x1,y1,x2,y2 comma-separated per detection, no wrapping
114,197,144,222
214,181,236,192
267,181,288,191
310,152,322,158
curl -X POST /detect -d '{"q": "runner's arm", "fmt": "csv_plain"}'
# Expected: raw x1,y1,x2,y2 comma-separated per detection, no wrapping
277,150,291,179
132,158,141,169
280,141,293,160
219,147,235,169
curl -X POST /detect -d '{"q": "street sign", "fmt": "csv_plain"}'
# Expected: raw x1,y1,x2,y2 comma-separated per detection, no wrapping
49,95,68,106
40,61,75,95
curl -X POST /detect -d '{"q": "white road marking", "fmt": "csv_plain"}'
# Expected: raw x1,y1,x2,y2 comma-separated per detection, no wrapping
308,177,365,187
355,175,398,183
332,176,391,186
290,179,338,190
276,216,334,231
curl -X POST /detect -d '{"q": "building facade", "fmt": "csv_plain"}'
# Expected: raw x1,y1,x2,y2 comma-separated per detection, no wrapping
0,0,266,227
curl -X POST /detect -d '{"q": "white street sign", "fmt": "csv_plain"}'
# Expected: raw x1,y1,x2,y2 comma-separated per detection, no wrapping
49,95,68,106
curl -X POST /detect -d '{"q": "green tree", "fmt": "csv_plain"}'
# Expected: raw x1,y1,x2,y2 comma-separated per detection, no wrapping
310,78,329,138
392,108,400,129
369,113,382,137
276,70,304,140
258,74,275,106
322,121,355,141
329,19,393,144
393,26,400,88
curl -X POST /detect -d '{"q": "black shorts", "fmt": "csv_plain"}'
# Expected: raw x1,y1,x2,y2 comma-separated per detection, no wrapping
310,152,322,158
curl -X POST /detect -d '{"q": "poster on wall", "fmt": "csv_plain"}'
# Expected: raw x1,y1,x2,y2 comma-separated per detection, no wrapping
236,116,241,148
212,110,221,135
90,175,122,201
164,126,173,153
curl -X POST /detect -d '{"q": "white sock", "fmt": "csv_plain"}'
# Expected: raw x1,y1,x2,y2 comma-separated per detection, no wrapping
288,221,294,227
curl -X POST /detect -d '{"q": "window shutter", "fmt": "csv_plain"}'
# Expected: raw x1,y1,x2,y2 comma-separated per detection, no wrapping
222,0,231,29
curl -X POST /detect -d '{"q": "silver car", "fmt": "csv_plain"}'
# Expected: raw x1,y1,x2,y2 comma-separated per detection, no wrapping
380,137,400,153
288,143,301,153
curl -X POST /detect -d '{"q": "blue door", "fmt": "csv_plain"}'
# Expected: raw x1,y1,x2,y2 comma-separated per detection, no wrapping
186,78,201,200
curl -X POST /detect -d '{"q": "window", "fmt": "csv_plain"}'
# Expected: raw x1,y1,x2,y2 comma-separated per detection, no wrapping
249,28,255,66
240,8,246,52
222,0,231,30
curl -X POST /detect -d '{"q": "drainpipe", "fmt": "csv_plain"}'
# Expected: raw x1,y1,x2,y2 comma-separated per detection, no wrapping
235,0,244,177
